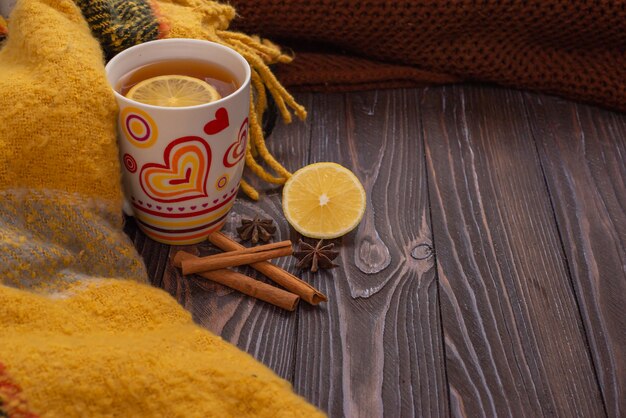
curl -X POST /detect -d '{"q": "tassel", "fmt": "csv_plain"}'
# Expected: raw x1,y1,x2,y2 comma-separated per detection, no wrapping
207,31,307,200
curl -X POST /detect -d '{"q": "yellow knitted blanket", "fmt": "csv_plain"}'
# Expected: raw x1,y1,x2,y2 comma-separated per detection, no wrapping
0,0,323,416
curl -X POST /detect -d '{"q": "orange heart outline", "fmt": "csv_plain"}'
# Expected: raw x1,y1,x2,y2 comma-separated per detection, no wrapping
139,136,211,203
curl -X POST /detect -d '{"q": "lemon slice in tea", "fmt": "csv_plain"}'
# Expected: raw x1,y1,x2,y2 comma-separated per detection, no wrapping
126,75,221,107
282,162,366,239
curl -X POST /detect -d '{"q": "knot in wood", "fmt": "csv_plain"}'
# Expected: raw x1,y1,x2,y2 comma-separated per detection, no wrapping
410,243,433,260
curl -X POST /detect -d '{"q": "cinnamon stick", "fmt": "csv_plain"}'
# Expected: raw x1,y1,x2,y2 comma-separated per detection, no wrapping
208,232,328,305
180,241,293,275
173,251,299,311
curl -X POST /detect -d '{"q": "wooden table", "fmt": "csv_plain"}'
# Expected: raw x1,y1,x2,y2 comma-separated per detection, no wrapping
125,85,625,418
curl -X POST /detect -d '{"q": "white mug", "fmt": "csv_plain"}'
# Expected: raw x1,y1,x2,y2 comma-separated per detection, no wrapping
106,39,251,245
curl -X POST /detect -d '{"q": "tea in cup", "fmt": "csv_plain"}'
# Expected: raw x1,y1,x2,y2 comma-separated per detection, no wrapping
106,39,250,245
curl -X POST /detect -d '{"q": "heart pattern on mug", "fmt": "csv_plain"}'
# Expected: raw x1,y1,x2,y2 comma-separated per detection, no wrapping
204,107,230,135
139,136,212,203
223,118,248,168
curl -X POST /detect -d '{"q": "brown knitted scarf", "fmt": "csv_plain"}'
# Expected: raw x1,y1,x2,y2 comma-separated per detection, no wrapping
230,0,626,112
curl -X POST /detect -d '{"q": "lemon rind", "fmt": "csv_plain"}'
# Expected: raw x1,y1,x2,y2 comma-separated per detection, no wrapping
282,162,366,239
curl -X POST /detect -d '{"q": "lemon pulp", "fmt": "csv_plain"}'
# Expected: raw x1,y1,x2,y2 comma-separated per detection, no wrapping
126,75,221,107
282,162,366,239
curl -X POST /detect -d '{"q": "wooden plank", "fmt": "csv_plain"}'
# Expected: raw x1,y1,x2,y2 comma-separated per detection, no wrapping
422,85,606,417
293,90,448,417
156,94,314,380
523,93,626,418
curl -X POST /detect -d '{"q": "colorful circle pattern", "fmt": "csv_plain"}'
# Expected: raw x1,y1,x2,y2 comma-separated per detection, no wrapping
123,153,137,173
121,106,158,148
216,174,229,191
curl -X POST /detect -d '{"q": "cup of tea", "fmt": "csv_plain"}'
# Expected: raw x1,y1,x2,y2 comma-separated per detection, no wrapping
105,39,250,245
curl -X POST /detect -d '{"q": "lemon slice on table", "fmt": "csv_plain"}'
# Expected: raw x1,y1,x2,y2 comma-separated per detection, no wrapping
126,75,221,107
282,162,366,239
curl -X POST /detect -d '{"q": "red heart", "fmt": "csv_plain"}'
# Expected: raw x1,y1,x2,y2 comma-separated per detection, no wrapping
204,107,230,135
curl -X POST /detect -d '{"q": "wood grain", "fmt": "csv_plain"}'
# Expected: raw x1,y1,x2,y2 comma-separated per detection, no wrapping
422,85,606,417
157,94,314,380
124,86,626,418
293,90,448,417
524,93,626,417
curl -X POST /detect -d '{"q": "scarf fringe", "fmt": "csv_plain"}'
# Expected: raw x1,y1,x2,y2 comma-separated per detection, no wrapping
210,30,307,200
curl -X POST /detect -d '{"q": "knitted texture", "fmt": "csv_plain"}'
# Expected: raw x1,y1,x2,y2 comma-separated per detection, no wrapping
0,190,145,292
0,0,121,203
0,17,6,43
275,51,460,92
229,0,626,111
74,0,165,60
0,279,323,417
0,362,38,418
0,1,323,416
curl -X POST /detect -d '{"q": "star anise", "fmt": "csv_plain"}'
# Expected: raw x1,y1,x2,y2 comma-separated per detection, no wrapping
236,215,276,244
293,239,339,272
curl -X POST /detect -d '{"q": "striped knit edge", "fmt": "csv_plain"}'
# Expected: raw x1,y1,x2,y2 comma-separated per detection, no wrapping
0,16,7,45
0,362,39,418
148,0,170,39
74,0,169,60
